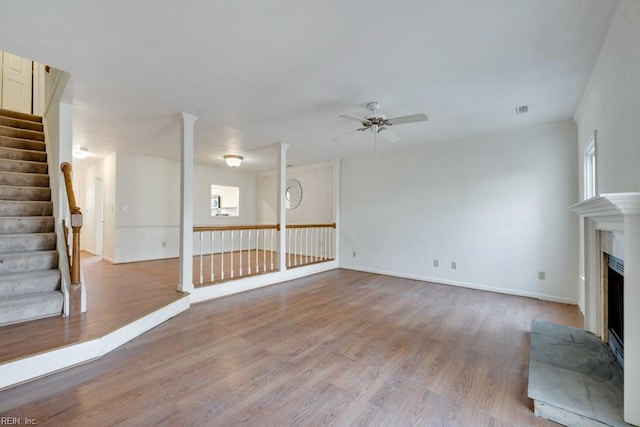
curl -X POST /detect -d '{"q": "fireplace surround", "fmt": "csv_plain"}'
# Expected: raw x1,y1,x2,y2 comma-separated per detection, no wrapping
607,252,624,367
572,192,640,425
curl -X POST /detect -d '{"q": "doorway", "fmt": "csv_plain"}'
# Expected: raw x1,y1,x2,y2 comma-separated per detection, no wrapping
95,177,104,257
0,51,34,114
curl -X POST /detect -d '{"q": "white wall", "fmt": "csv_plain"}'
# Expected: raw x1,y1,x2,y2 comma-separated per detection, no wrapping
256,162,334,224
340,121,579,303
575,0,640,197
194,163,256,226
79,152,257,263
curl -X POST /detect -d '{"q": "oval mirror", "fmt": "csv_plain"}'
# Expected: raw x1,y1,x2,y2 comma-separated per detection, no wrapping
285,178,303,209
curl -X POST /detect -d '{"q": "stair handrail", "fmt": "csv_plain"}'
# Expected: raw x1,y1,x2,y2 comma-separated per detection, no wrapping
60,162,82,288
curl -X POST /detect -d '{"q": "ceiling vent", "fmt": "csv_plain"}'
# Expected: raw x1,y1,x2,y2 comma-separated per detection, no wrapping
515,105,531,115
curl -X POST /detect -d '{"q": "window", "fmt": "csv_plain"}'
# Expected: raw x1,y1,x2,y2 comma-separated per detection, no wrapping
584,137,596,200
211,185,240,217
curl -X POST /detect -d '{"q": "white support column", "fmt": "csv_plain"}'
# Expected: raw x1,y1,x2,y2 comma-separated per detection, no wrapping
623,212,640,425
178,112,197,293
332,158,340,263
276,143,289,271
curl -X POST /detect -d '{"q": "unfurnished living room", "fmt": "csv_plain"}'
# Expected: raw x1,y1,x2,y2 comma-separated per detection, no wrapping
0,0,639,425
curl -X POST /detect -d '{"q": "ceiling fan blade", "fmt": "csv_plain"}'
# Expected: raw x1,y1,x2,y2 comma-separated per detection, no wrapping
386,113,428,125
331,128,361,141
339,114,368,123
379,128,400,144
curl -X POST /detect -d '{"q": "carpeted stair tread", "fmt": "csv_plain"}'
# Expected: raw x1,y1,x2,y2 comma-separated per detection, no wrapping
0,109,42,124
0,158,48,174
0,217,54,233
0,171,49,187
0,109,63,328
0,135,46,152
0,291,63,326
0,116,43,132
0,250,58,274
0,201,53,217
0,146,47,163
0,125,44,142
0,233,56,253
0,185,51,201
0,270,61,298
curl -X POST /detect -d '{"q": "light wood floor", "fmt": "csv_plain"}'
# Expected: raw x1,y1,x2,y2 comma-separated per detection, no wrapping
0,251,331,363
0,269,582,426
0,253,184,364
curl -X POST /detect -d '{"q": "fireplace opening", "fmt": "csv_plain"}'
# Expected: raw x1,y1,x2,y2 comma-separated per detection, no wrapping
607,254,624,367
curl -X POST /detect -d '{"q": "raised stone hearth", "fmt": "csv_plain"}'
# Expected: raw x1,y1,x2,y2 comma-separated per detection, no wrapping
528,320,627,426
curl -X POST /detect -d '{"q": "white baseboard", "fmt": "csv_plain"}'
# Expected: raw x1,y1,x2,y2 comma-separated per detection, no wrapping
0,297,190,391
344,266,578,305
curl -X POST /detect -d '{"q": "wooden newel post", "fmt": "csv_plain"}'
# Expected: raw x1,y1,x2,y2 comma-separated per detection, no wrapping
70,213,82,284
61,162,83,315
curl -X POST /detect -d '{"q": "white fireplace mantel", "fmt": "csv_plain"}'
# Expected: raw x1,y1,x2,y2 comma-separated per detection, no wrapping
571,192,640,425
571,192,640,231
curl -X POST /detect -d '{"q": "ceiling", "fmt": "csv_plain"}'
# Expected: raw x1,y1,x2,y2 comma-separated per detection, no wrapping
0,0,619,171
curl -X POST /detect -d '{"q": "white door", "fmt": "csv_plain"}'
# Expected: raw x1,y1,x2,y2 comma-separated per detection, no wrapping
95,178,104,257
1,51,33,114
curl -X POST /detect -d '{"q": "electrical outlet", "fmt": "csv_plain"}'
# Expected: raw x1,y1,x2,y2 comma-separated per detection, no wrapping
433,259,439,268
538,271,546,280
451,261,457,270
162,241,167,247
352,251,357,258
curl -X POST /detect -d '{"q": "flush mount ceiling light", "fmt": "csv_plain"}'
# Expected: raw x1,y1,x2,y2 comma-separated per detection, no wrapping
223,154,243,168
73,147,88,159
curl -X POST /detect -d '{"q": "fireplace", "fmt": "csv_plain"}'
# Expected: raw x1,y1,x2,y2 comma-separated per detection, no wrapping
572,192,640,425
606,254,624,367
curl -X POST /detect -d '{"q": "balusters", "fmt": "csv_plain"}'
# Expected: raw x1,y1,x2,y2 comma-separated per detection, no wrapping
214,231,219,283
239,230,243,277
221,231,225,281
294,228,298,266
256,229,260,273
287,228,291,267
247,230,252,275
263,229,267,273
193,224,332,285
199,232,204,284
230,230,235,278
270,229,274,270
281,224,335,267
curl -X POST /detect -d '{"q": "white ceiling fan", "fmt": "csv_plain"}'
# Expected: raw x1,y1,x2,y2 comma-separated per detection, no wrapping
334,101,428,144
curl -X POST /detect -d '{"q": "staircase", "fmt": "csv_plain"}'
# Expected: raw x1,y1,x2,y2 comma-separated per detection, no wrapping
0,108,63,326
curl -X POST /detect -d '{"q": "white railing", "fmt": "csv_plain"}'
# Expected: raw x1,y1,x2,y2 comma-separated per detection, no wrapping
193,223,336,286
285,223,336,269
193,224,279,286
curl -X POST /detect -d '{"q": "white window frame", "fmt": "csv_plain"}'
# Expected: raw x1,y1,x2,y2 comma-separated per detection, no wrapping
584,133,597,200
